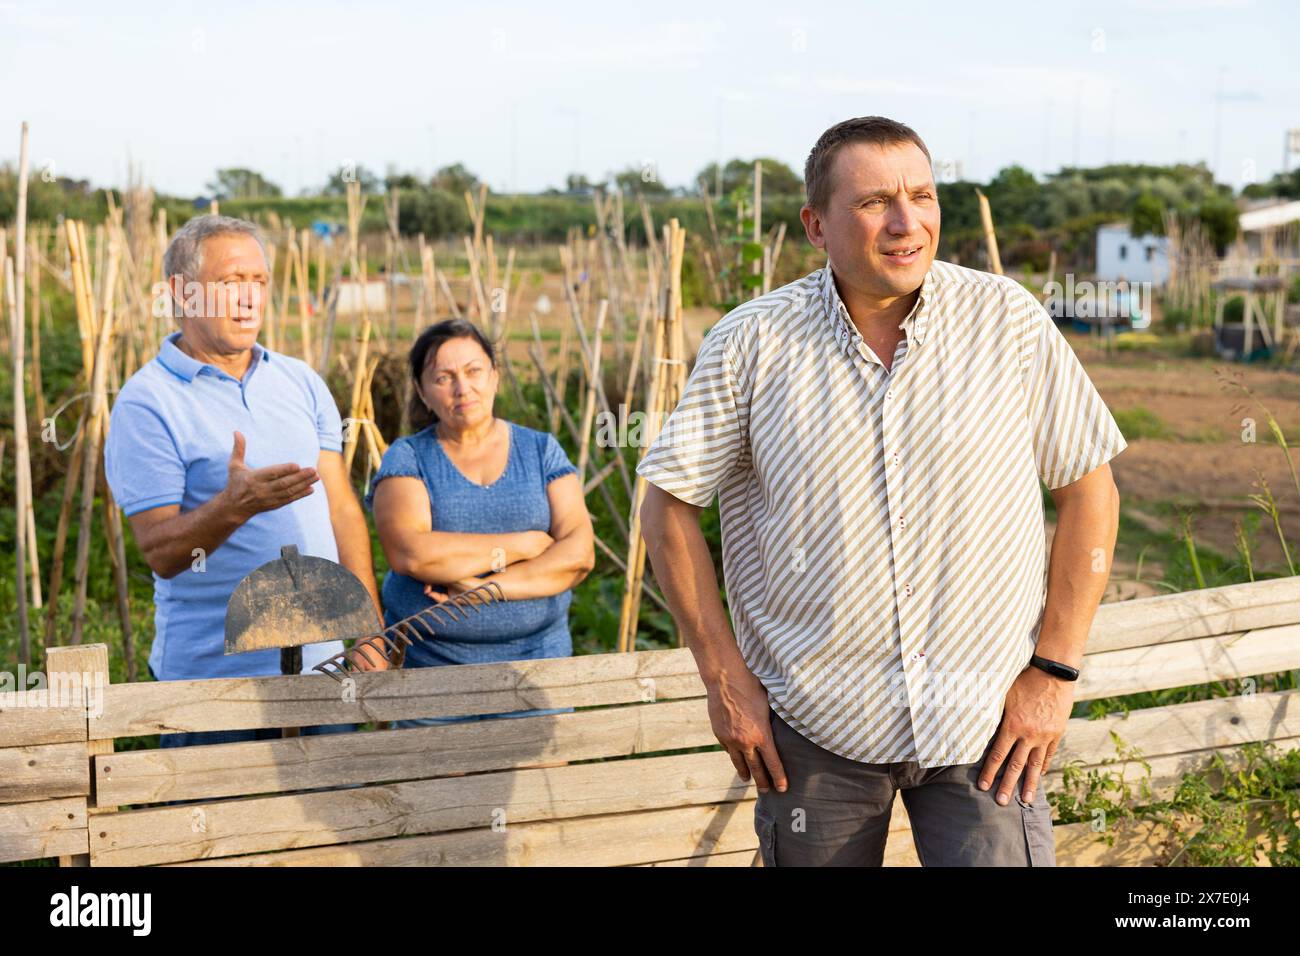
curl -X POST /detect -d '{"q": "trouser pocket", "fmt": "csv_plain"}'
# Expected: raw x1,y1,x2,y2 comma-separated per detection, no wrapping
754,809,777,867
1015,791,1057,867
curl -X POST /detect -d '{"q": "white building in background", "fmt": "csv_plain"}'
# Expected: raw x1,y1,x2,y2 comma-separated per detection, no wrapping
1095,223,1171,285
1238,199,1300,233
1236,199,1300,258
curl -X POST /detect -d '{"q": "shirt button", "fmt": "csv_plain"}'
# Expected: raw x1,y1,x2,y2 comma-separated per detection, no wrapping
903,583,913,597
886,389,893,399
908,651,926,662
899,515,906,529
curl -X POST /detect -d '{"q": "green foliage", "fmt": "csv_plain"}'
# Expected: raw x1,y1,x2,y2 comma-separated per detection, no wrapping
1130,190,1166,237
0,164,107,223
398,188,471,238
613,166,670,197
322,164,381,195
431,163,481,196
1222,294,1244,324
1111,406,1174,440
695,157,803,197
206,167,282,200
1197,193,1240,252
1241,167,1300,201
1053,732,1300,866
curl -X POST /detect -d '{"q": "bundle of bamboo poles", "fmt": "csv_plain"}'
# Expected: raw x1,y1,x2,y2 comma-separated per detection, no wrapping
3,145,172,674
37,212,136,675
617,218,687,652
1163,208,1219,327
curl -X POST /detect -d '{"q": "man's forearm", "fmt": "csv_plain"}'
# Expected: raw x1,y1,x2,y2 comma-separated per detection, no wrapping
139,489,248,578
1034,481,1120,669
640,491,746,684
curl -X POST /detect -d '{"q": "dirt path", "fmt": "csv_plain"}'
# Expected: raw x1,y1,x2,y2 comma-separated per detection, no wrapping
1073,336,1300,571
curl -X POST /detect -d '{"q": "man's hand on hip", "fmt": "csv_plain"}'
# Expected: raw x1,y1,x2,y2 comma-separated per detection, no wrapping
707,667,788,794
978,666,1074,806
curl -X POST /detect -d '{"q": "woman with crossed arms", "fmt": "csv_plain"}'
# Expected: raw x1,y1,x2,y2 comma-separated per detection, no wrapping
366,319,595,725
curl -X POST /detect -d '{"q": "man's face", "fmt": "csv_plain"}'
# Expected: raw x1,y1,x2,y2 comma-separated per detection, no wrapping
175,233,269,355
800,141,940,300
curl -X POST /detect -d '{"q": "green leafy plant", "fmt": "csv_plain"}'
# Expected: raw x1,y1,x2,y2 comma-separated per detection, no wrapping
1052,732,1300,866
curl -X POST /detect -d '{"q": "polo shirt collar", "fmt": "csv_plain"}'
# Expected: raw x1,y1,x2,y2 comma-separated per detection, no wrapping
157,331,269,383
820,262,935,359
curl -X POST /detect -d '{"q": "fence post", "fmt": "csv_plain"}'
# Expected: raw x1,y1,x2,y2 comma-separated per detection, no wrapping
46,643,111,866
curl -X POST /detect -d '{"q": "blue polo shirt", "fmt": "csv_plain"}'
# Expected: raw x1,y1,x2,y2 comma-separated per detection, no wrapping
105,331,348,681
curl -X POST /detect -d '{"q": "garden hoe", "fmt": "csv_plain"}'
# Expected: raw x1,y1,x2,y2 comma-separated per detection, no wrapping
224,544,382,737
225,544,507,734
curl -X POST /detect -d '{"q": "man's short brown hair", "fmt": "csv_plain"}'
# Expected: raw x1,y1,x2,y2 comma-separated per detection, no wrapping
803,116,933,211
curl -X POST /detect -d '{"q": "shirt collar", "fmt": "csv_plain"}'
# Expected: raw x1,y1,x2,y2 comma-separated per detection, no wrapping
157,330,268,383
820,263,935,360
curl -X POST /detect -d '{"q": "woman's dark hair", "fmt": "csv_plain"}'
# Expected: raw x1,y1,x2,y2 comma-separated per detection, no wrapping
407,319,497,429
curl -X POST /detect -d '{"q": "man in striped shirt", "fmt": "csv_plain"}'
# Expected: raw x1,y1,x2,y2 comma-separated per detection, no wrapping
637,116,1126,866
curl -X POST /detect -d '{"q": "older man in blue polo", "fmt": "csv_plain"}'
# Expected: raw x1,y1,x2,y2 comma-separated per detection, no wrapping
105,215,385,747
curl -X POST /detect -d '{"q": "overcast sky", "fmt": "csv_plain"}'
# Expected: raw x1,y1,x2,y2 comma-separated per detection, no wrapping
2,0,1297,197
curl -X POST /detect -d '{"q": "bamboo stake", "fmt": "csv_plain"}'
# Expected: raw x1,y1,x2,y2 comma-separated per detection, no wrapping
592,533,671,615
275,230,295,353
69,230,120,644
67,220,95,380
435,265,462,318
618,219,685,652
11,123,40,668
751,160,763,299
343,261,373,474
549,317,571,436
315,231,327,306
623,267,654,414
44,418,86,651
463,234,489,321
559,249,633,500
8,257,35,664
100,472,135,681
292,229,314,363
975,188,1003,276
592,191,625,376
528,309,555,425
24,241,44,610
576,300,607,481
526,340,629,546
385,188,400,342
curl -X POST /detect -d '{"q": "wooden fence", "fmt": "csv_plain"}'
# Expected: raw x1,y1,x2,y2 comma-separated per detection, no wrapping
2,578,1298,866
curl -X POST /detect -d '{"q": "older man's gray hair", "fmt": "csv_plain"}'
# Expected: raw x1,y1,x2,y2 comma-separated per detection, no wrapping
163,214,268,284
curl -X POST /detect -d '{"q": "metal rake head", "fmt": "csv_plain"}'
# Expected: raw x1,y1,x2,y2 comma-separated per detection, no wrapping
312,579,506,682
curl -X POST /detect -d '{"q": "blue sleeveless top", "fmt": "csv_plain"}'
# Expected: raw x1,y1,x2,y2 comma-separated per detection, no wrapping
364,420,579,666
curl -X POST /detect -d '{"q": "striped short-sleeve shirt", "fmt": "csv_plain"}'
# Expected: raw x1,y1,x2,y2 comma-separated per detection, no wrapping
635,259,1128,768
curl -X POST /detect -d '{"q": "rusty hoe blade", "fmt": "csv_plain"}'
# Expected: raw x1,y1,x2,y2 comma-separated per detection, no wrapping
225,544,383,656
312,579,507,683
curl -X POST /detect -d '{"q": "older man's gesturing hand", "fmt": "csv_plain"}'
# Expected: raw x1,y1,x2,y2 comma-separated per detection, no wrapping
708,667,789,794
224,430,320,519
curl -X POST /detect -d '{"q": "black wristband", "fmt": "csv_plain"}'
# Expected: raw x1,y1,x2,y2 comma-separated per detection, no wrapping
1029,654,1080,681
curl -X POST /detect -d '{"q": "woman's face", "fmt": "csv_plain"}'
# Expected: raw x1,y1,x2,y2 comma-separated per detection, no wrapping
419,335,498,429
